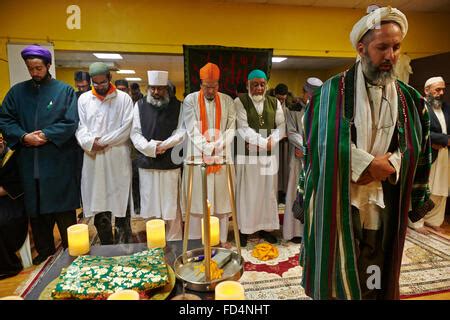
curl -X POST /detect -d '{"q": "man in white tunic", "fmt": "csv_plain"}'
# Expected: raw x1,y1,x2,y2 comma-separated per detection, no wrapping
181,63,236,245
76,62,134,245
235,69,286,246
409,76,448,234
282,78,322,243
130,70,184,241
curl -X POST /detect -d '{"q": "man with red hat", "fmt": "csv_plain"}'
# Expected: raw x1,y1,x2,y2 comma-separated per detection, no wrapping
180,62,236,245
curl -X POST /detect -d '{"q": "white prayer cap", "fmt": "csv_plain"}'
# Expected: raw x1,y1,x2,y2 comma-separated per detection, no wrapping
424,76,445,88
304,77,323,93
147,70,168,86
350,6,408,49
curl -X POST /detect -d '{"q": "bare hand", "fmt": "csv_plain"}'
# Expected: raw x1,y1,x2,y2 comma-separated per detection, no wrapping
91,137,108,152
367,153,396,181
267,137,273,151
355,171,375,185
156,145,166,155
23,131,47,147
432,143,443,150
0,186,7,197
295,148,303,158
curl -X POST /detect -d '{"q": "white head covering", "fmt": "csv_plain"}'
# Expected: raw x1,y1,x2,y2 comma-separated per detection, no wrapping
350,6,408,49
304,77,323,93
147,70,168,86
425,76,445,88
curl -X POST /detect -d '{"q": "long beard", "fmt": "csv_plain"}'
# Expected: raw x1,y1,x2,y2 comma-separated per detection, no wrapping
360,55,397,86
427,95,443,109
250,88,266,103
147,93,170,107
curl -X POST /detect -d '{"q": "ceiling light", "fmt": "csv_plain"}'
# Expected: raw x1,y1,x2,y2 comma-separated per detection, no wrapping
116,70,135,74
125,77,142,81
93,53,123,59
272,57,287,63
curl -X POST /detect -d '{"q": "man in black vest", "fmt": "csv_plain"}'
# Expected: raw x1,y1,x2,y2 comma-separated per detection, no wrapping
130,70,184,240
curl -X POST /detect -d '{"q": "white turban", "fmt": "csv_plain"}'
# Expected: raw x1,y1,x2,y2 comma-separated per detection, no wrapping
425,76,445,88
350,6,408,49
147,70,168,86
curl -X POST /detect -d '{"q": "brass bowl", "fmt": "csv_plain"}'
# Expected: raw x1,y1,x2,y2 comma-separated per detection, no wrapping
173,248,244,292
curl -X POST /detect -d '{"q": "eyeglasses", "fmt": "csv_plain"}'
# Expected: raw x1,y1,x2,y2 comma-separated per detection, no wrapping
373,96,395,130
92,79,109,87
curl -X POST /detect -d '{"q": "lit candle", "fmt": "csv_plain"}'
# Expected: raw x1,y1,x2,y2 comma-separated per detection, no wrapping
67,224,90,256
0,296,24,300
107,290,140,300
215,281,245,300
201,201,220,246
146,219,166,249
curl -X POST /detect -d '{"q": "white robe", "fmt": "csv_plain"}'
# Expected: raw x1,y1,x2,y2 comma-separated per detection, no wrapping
130,101,185,240
350,66,402,231
410,104,448,228
76,89,134,218
235,95,286,234
283,107,305,240
180,91,236,243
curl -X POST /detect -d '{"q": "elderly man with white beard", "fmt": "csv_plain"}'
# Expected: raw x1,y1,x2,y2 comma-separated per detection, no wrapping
130,71,185,241
409,76,449,235
298,6,434,299
235,69,286,247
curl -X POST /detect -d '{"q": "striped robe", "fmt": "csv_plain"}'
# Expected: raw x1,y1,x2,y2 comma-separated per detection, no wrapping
299,64,434,300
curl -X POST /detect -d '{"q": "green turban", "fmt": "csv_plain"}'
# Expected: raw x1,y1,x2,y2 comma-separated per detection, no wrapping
89,62,110,77
248,69,267,80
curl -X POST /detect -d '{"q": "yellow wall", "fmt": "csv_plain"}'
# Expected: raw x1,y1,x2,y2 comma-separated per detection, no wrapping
268,69,330,97
56,67,88,91
1,0,449,100
0,39,8,104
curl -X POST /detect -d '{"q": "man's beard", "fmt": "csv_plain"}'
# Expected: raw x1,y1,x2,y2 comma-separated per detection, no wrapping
147,92,170,107
360,55,397,86
250,89,266,103
96,86,110,96
32,72,50,84
427,95,443,108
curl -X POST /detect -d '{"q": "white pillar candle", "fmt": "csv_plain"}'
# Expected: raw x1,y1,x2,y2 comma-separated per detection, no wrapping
201,216,220,247
146,219,166,249
0,296,24,300
215,281,245,300
107,290,140,300
67,224,90,256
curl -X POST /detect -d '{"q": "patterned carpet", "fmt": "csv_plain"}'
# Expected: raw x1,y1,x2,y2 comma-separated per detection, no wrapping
15,219,450,299
400,228,450,298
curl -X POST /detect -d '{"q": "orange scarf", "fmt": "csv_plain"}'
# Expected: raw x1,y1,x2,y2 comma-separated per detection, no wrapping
198,89,222,174
92,83,116,101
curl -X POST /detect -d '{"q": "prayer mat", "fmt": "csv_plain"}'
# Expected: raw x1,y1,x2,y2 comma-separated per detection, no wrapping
399,228,450,298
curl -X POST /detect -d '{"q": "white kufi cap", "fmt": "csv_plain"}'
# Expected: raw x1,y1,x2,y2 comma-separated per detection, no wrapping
304,77,323,93
424,76,445,88
147,70,169,86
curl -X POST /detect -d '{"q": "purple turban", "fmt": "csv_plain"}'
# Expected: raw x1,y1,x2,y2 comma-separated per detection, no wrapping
21,45,52,64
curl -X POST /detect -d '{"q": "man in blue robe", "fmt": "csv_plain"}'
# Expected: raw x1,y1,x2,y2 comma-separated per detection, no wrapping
0,45,80,265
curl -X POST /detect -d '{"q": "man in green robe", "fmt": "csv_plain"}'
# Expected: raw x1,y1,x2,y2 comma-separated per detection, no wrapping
0,45,79,265
299,7,434,299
